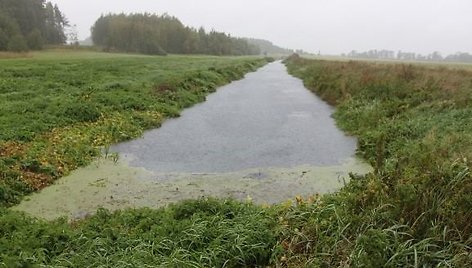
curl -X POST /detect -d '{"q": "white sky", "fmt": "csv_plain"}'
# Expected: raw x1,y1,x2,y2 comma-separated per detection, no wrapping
51,0,472,55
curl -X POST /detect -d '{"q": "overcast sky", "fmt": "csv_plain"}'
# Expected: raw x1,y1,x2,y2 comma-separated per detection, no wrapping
51,0,472,55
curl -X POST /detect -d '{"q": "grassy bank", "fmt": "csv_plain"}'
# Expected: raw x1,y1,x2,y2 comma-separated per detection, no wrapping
1,199,278,267
278,56,472,266
0,51,270,206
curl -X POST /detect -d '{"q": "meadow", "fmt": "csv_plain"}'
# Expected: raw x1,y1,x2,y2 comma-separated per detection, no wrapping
1,52,472,267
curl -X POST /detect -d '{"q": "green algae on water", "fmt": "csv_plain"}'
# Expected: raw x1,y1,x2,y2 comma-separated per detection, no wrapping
12,157,371,220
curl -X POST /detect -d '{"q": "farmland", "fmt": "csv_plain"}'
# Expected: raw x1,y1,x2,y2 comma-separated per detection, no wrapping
1,51,472,266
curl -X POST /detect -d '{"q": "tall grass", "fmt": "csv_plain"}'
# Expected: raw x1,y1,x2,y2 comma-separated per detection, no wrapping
1,199,277,267
277,56,472,267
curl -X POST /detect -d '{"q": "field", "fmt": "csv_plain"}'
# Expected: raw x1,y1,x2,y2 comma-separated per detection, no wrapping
1,52,472,267
304,54,472,71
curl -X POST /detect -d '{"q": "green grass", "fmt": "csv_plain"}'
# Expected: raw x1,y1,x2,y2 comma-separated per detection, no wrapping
1,198,277,267
2,52,472,267
276,56,472,267
0,50,270,205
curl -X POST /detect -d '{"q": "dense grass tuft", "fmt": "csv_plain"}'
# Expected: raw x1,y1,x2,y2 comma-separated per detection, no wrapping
278,57,472,267
1,198,277,267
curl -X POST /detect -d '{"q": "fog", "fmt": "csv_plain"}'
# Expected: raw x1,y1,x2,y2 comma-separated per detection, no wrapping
51,0,472,55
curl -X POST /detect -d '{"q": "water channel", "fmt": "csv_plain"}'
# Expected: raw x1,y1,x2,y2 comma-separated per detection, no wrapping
14,61,371,220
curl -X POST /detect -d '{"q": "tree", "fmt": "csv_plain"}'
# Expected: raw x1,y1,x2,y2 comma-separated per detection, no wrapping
0,0,69,51
67,24,79,47
429,51,443,61
26,28,43,49
90,13,260,56
7,34,28,52
0,29,9,50
43,2,68,45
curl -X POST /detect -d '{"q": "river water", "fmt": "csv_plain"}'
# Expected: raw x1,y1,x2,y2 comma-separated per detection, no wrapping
14,61,371,220
112,61,357,171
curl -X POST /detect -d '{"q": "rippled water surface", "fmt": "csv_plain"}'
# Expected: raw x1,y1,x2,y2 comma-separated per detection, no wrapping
112,61,358,172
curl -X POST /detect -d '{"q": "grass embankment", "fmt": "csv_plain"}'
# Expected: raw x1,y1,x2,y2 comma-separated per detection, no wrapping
2,199,277,267
2,53,471,267
0,51,270,206
277,56,472,266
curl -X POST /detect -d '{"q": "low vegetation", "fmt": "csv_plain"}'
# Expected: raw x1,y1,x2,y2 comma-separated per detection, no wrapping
279,56,472,266
2,53,472,267
1,199,277,267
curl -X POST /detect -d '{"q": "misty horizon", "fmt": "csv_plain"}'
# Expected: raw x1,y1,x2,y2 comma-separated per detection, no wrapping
51,0,472,55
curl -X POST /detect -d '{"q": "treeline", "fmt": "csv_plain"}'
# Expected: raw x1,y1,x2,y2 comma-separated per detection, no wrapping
245,38,294,55
344,49,472,63
0,0,68,52
91,13,260,56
